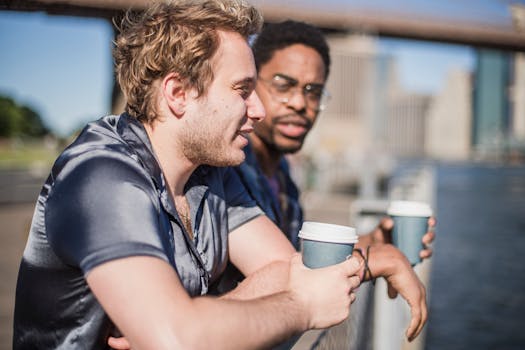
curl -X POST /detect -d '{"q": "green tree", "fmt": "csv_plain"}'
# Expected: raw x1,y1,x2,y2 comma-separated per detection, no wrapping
0,95,49,137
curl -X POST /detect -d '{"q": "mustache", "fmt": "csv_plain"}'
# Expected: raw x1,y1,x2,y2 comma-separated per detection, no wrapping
272,114,313,129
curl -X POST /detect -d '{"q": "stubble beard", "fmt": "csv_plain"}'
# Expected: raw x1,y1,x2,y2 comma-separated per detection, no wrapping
275,138,304,154
180,128,244,167
265,115,311,155
259,128,305,156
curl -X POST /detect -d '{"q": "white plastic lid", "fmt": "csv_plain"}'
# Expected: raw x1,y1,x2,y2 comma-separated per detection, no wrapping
387,200,433,217
298,221,358,244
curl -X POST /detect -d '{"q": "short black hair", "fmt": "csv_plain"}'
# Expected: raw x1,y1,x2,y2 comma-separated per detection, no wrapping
252,20,331,78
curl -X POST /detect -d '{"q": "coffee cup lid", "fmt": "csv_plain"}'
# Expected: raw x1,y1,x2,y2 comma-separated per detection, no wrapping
298,221,358,244
387,200,432,217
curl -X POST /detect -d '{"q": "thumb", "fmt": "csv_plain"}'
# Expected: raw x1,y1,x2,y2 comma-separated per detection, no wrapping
374,217,393,244
379,217,394,231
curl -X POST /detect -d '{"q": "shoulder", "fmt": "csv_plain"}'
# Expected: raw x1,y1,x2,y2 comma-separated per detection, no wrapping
46,135,159,230
45,149,164,271
51,116,154,195
54,150,152,195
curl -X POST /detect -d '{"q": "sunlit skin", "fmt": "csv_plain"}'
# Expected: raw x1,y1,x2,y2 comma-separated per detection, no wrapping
179,30,265,167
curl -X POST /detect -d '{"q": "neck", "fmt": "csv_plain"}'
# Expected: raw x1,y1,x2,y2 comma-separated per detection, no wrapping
144,121,196,196
250,134,283,178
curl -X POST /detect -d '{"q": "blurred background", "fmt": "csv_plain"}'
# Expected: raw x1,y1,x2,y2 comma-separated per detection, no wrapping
1,0,525,349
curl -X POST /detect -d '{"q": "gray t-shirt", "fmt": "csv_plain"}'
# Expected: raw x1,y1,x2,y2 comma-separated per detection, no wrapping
13,114,263,349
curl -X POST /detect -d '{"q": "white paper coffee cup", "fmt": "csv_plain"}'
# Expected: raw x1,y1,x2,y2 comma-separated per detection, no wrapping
299,222,358,268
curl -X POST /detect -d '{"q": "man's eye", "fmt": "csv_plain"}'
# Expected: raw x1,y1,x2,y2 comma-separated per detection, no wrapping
272,83,292,93
238,86,252,99
305,86,324,100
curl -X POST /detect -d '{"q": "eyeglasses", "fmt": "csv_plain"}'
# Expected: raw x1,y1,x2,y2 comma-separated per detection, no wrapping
258,74,331,112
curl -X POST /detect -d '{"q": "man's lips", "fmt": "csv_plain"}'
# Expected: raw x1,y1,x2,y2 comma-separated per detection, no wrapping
273,115,312,138
275,122,308,138
236,127,253,143
238,126,254,137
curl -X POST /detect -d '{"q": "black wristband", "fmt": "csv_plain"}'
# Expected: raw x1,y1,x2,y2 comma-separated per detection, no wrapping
354,246,375,284
365,245,375,284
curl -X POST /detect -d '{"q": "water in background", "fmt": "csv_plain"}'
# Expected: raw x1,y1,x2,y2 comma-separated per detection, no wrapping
426,163,525,350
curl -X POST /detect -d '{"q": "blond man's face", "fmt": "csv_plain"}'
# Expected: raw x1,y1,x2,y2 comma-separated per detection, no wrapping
180,30,265,167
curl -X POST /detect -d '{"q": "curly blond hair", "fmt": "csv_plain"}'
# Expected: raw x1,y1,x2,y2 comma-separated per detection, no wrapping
113,0,263,122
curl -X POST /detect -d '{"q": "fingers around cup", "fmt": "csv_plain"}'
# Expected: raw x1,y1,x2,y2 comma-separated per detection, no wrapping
380,216,394,230
422,231,435,245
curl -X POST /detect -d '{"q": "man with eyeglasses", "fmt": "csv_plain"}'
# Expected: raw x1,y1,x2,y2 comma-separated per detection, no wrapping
227,19,435,263
244,25,332,249
215,20,435,348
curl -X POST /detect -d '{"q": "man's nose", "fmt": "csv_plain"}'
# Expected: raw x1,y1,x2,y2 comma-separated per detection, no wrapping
286,87,307,112
246,90,266,122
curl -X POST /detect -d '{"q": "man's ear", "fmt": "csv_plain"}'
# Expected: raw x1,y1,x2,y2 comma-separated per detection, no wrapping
162,73,186,117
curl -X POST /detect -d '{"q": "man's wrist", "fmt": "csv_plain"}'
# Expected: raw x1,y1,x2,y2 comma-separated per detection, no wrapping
367,243,406,278
281,289,311,332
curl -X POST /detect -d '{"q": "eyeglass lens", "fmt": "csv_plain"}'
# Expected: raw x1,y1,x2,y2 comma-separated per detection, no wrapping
266,74,329,111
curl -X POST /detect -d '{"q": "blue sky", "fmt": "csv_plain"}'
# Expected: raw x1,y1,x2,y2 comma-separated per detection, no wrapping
0,0,522,136
0,12,114,136
378,39,475,93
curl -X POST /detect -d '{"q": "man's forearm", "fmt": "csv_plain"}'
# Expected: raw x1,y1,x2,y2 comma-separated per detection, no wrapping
221,260,290,300
191,290,306,349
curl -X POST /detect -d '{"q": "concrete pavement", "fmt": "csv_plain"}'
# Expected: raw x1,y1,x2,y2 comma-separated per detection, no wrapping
0,203,34,350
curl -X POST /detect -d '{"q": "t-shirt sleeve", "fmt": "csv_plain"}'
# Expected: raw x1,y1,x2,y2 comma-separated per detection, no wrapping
222,167,264,232
46,154,170,274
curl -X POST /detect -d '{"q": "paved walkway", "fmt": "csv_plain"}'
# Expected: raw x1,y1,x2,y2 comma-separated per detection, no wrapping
0,203,34,350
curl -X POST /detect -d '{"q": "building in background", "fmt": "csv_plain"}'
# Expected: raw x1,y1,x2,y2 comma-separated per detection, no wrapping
385,92,432,158
294,28,525,195
471,49,512,158
509,52,525,161
303,34,387,158
510,4,525,149
425,69,472,161
299,34,395,195
296,33,473,194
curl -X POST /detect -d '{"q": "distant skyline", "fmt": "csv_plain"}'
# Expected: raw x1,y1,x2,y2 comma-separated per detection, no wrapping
0,0,522,136
378,38,475,94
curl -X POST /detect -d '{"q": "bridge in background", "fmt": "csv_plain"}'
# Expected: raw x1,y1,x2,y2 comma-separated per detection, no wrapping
3,0,525,52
